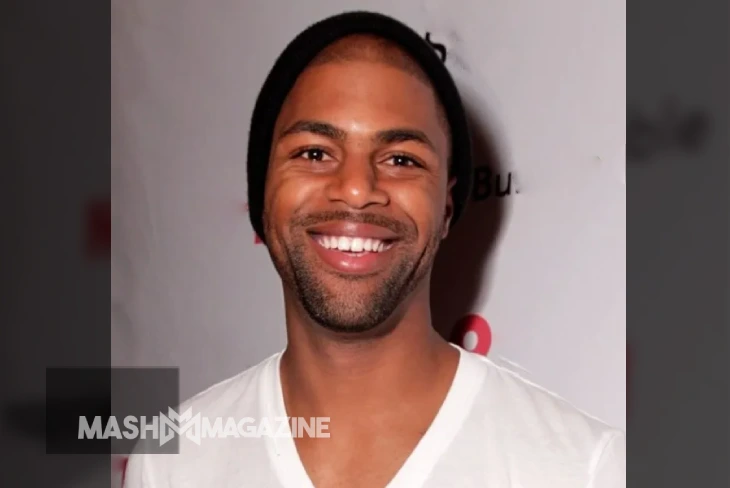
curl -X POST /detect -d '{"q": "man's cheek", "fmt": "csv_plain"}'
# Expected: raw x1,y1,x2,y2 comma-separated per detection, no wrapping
284,179,321,202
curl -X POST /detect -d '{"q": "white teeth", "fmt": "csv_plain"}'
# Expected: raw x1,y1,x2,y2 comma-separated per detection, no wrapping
316,235,388,253
337,236,350,251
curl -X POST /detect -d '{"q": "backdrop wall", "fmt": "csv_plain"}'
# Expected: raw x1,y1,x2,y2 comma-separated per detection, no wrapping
112,1,625,481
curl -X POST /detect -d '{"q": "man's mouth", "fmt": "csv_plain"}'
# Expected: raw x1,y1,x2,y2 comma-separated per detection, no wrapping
311,235,396,255
304,220,402,274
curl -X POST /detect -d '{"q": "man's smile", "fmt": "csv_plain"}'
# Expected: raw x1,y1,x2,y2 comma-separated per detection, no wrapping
306,221,401,275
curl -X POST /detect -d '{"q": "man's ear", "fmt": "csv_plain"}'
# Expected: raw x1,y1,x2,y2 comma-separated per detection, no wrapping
442,177,458,239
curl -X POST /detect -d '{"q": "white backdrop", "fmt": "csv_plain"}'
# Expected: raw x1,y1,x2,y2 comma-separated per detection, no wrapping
111,1,625,480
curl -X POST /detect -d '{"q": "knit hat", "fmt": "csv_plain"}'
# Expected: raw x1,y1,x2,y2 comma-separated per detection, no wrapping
247,11,473,242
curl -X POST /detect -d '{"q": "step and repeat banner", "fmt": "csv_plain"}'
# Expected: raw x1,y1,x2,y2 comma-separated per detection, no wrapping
112,0,625,483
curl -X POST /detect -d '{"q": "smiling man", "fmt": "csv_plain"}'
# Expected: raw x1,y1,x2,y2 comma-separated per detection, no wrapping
125,11,624,488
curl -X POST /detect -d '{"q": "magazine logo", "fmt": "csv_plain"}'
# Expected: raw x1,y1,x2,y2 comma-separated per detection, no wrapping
78,408,330,446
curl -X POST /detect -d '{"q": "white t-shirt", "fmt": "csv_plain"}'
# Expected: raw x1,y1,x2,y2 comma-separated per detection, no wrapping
125,345,625,487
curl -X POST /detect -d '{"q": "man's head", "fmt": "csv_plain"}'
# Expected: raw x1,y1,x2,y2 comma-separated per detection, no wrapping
246,12,473,335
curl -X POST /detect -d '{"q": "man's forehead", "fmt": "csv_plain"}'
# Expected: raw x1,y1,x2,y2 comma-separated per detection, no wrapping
286,34,450,144
306,34,433,88
276,64,449,152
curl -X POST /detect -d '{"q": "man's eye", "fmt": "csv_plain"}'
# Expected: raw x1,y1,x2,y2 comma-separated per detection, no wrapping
296,148,327,161
387,155,419,167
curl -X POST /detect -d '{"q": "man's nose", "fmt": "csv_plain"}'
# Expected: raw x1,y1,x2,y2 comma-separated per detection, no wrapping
324,155,389,210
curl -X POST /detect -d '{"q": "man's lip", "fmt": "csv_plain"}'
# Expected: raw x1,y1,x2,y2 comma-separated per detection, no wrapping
306,221,400,241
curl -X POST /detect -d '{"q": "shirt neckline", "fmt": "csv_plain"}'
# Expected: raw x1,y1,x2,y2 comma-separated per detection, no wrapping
261,344,486,488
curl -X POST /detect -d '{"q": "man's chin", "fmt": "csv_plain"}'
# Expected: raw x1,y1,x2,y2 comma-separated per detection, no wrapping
310,315,393,337
299,294,391,334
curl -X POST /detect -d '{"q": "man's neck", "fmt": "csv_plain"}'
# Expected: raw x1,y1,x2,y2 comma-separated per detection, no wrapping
279,298,458,419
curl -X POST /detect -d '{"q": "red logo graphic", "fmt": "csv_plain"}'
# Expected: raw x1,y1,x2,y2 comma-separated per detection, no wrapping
451,314,492,355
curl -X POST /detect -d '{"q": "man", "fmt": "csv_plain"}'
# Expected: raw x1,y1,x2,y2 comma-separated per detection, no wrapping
125,11,625,488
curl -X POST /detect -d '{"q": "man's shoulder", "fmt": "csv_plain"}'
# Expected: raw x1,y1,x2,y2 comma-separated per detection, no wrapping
465,350,623,445
449,350,625,486
123,353,281,487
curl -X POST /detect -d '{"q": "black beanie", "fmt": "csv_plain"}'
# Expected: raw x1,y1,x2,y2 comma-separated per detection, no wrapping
246,11,473,242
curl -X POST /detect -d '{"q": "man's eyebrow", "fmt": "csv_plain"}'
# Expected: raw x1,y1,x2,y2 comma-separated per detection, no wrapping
374,128,436,152
278,120,437,152
278,120,347,141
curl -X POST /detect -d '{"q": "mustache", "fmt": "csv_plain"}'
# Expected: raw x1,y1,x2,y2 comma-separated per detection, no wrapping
291,210,412,237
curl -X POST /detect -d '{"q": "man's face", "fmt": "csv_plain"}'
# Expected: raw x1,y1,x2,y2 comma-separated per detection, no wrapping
263,58,454,334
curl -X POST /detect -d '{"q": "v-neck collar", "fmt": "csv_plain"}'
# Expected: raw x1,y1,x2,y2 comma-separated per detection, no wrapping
261,344,486,488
